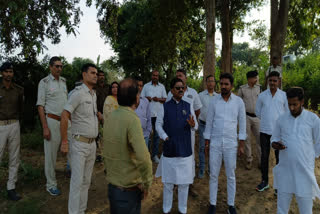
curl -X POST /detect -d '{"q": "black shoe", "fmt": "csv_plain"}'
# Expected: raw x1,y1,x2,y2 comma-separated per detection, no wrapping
7,189,22,201
227,206,237,214
256,180,269,192
95,155,103,162
207,204,216,214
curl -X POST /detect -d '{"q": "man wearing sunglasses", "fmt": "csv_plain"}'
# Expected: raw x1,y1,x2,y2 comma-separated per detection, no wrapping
156,78,198,214
37,56,68,196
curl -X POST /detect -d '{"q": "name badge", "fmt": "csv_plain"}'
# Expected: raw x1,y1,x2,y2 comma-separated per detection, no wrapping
85,101,92,104
187,94,193,99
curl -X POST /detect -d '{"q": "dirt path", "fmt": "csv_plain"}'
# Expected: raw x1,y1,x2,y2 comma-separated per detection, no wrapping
1,142,320,214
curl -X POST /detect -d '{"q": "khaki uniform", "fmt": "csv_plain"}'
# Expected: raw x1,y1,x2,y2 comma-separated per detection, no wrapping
64,84,98,214
238,84,261,163
36,74,68,189
0,82,24,190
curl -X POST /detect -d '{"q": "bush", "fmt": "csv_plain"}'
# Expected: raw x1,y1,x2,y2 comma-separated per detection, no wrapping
282,53,320,109
21,119,43,151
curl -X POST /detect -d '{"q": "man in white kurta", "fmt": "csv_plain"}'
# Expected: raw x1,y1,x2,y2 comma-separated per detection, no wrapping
271,87,320,214
156,78,198,214
204,73,246,214
166,69,202,197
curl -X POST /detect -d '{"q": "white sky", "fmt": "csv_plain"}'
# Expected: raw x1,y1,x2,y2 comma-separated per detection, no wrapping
40,1,270,63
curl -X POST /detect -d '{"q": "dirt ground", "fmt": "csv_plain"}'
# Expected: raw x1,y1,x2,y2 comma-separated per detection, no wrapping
1,138,320,214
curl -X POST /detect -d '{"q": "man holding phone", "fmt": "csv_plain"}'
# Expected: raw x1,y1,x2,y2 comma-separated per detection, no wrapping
271,87,320,214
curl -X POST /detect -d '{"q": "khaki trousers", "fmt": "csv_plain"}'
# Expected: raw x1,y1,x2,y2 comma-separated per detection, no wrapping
0,121,20,190
245,115,261,163
68,139,96,214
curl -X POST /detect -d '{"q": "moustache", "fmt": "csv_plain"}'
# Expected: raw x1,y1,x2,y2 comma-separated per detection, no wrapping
178,90,184,94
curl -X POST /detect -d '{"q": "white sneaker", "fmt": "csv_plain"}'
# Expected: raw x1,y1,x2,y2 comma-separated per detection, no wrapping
152,156,160,164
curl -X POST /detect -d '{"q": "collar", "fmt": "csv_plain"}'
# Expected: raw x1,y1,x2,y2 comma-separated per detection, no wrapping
0,81,14,89
289,108,305,119
49,73,61,81
205,89,216,95
171,97,181,104
267,88,278,96
218,93,233,101
150,81,159,86
81,83,94,94
119,105,136,113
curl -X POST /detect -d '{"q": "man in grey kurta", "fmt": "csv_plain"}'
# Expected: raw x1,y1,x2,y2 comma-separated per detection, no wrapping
36,56,68,196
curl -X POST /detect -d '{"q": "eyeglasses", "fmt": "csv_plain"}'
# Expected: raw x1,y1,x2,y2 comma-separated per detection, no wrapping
175,86,184,90
54,65,63,69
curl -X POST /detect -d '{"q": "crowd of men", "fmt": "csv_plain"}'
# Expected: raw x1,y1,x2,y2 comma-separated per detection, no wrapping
0,56,319,214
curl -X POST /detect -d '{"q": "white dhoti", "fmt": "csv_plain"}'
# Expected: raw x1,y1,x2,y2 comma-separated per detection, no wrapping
209,145,237,206
191,130,196,177
156,155,193,213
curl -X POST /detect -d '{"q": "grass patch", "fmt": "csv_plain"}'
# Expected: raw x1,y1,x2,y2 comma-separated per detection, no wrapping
19,161,43,184
21,120,43,151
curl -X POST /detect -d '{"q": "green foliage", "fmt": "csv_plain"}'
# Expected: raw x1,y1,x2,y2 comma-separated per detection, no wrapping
0,0,82,59
21,119,43,150
20,161,43,184
187,77,203,93
100,56,124,84
282,52,320,109
95,0,205,82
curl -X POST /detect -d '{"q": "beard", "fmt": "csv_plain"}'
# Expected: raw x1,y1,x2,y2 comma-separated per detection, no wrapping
221,88,230,95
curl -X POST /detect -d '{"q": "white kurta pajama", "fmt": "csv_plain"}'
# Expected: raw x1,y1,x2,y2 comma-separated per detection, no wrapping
167,87,202,178
203,94,246,206
156,99,198,214
271,110,320,214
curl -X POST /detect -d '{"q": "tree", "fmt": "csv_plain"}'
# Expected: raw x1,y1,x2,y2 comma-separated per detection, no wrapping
270,0,289,61
203,0,216,86
285,0,320,55
0,0,82,59
100,56,124,83
216,0,264,73
93,0,205,86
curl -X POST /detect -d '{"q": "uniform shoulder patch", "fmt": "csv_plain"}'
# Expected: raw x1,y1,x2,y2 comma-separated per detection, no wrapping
60,76,66,82
42,76,50,83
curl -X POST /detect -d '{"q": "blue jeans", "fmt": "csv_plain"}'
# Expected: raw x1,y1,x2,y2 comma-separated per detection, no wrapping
108,184,142,214
151,117,160,158
198,121,206,171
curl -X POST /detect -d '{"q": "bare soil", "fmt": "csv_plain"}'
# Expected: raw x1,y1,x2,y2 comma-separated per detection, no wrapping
1,139,320,214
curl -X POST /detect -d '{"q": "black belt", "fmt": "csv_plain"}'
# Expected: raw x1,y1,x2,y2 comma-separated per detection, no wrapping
199,119,206,125
246,112,257,117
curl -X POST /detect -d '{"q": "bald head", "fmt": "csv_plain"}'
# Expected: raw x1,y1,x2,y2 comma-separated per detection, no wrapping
118,78,139,107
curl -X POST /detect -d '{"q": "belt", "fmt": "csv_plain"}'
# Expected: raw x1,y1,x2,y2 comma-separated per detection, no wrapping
47,113,61,121
0,119,18,126
246,112,257,117
199,119,206,125
73,135,95,144
109,183,141,192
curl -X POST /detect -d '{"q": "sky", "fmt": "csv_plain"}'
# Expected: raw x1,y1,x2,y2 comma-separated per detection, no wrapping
40,1,270,63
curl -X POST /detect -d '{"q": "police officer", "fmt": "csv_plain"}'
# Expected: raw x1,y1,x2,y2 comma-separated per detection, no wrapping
60,63,100,214
238,70,261,170
36,56,68,196
0,62,24,201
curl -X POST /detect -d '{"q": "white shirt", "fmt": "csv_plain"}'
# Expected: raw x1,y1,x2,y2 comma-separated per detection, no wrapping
271,110,320,199
203,93,246,148
255,89,289,135
198,90,218,122
167,86,202,111
140,81,167,117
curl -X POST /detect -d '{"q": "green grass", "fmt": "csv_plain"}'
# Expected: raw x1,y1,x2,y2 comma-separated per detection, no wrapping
6,198,41,214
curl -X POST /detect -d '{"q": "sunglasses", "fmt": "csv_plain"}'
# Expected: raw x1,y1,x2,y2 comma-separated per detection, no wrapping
54,65,63,69
175,86,184,90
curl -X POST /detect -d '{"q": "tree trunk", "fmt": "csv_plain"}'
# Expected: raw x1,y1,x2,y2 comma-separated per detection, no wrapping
270,0,289,62
220,0,232,73
203,0,216,88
